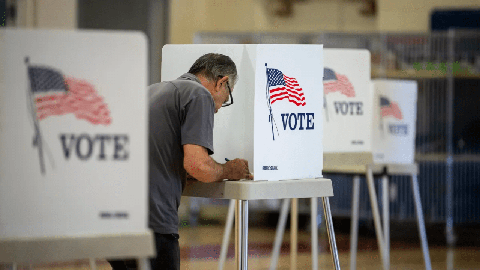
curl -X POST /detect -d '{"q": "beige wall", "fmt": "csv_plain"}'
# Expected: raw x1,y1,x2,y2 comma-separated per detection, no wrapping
10,0,480,41
170,0,480,44
16,0,77,29
169,0,377,44
377,0,480,32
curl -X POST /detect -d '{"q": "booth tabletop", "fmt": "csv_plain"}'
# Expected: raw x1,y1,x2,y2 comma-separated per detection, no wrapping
322,163,418,175
182,178,333,200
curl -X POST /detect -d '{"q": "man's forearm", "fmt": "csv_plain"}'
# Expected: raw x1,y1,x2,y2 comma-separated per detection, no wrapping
183,144,249,182
197,156,227,182
184,154,226,183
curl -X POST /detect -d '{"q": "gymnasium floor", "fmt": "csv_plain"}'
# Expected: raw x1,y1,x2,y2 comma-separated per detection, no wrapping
12,218,480,270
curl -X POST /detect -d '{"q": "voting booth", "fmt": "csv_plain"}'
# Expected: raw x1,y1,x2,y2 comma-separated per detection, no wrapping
322,49,373,157
168,45,342,270
321,49,429,270
323,49,418,165
161,44,324,181
0,29,154,266
372,79,418,164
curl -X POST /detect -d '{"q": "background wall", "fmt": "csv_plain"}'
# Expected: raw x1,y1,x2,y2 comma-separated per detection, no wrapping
5,0,479,79
6,0,480,40
169,0,480,44
169,0,376,44
15,0,76,29
377,0,480,32
77,0,169,84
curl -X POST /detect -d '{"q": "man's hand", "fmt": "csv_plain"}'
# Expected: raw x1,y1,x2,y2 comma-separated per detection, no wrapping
224,158,253,180
184,144,253,182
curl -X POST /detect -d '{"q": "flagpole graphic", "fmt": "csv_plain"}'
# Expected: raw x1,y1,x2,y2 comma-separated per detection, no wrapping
379,96,403,137
323,67,355,123
322,68,330,122
25,58,112,174
265,63,278,141
25,57,61,175
323,93,329,122
265,64,307,140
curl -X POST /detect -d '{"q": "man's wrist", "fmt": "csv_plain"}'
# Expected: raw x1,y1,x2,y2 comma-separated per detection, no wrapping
219,161,229,180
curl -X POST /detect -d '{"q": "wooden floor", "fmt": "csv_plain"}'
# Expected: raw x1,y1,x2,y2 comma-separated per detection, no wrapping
7,222,480,270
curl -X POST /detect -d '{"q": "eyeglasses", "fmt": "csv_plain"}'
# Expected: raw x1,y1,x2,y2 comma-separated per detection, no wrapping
222,81,233,107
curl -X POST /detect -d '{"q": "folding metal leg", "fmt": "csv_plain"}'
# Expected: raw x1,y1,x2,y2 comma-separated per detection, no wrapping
235,200,248,270
350,175,361,270
381,175,390,266
291,198,298,270
322,197,341,270
89,258,97,270
271,197,321,270
447,247,454,270
219,199,235,270
365,166,388,270
410,174,432,270
311,197,318,270
137,258,151,270
270,199,291,270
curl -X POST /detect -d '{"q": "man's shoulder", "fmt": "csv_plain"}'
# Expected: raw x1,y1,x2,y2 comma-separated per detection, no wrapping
171,78,200,89
148,78,212,104
150,77,206,92
170,78,212,101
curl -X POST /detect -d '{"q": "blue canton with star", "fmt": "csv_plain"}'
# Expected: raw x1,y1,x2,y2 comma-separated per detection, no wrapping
267,68,286,87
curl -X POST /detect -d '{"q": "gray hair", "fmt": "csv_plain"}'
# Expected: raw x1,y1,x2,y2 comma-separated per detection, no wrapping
188,53,238,86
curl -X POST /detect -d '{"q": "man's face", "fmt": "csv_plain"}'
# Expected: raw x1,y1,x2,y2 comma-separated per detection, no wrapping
212,78,232,113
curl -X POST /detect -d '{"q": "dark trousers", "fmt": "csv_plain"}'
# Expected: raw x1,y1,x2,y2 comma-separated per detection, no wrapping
108,233,180,270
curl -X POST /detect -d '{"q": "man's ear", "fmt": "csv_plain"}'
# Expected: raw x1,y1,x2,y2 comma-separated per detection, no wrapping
216,76,229,88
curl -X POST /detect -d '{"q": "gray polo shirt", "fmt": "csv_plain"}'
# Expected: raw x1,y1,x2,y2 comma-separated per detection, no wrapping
148,73,215,234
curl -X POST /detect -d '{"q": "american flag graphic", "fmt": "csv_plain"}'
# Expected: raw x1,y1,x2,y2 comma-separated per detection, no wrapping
28,66,112,125
323,68,355,97
380,96,403,120
267,68,306,106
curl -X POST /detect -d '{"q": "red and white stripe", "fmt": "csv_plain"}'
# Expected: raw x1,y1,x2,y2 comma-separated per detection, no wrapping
323,74,355,98
381,102,403,120
269,75,306,106
35,77,111,125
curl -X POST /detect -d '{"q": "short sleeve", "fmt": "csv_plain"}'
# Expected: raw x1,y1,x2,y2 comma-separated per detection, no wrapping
181,94,215,155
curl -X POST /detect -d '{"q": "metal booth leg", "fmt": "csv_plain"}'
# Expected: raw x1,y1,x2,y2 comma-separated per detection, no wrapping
365,166,388,270
321,197,341,270
219,199,236,270
350,175,361,270
291,198,298,270
235,200,249,270
137,258,151,270
89,258,97,270
311,197,319,270
270,199,291,270
447,246,454,270
381,174,390,266
410,174,432,270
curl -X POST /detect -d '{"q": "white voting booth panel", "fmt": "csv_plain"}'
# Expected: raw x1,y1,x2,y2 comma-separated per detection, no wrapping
372,80,418,164
322,49,417,165
0,29,150,240
323,49,373,154
321,50,423,270
161,45,324,181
